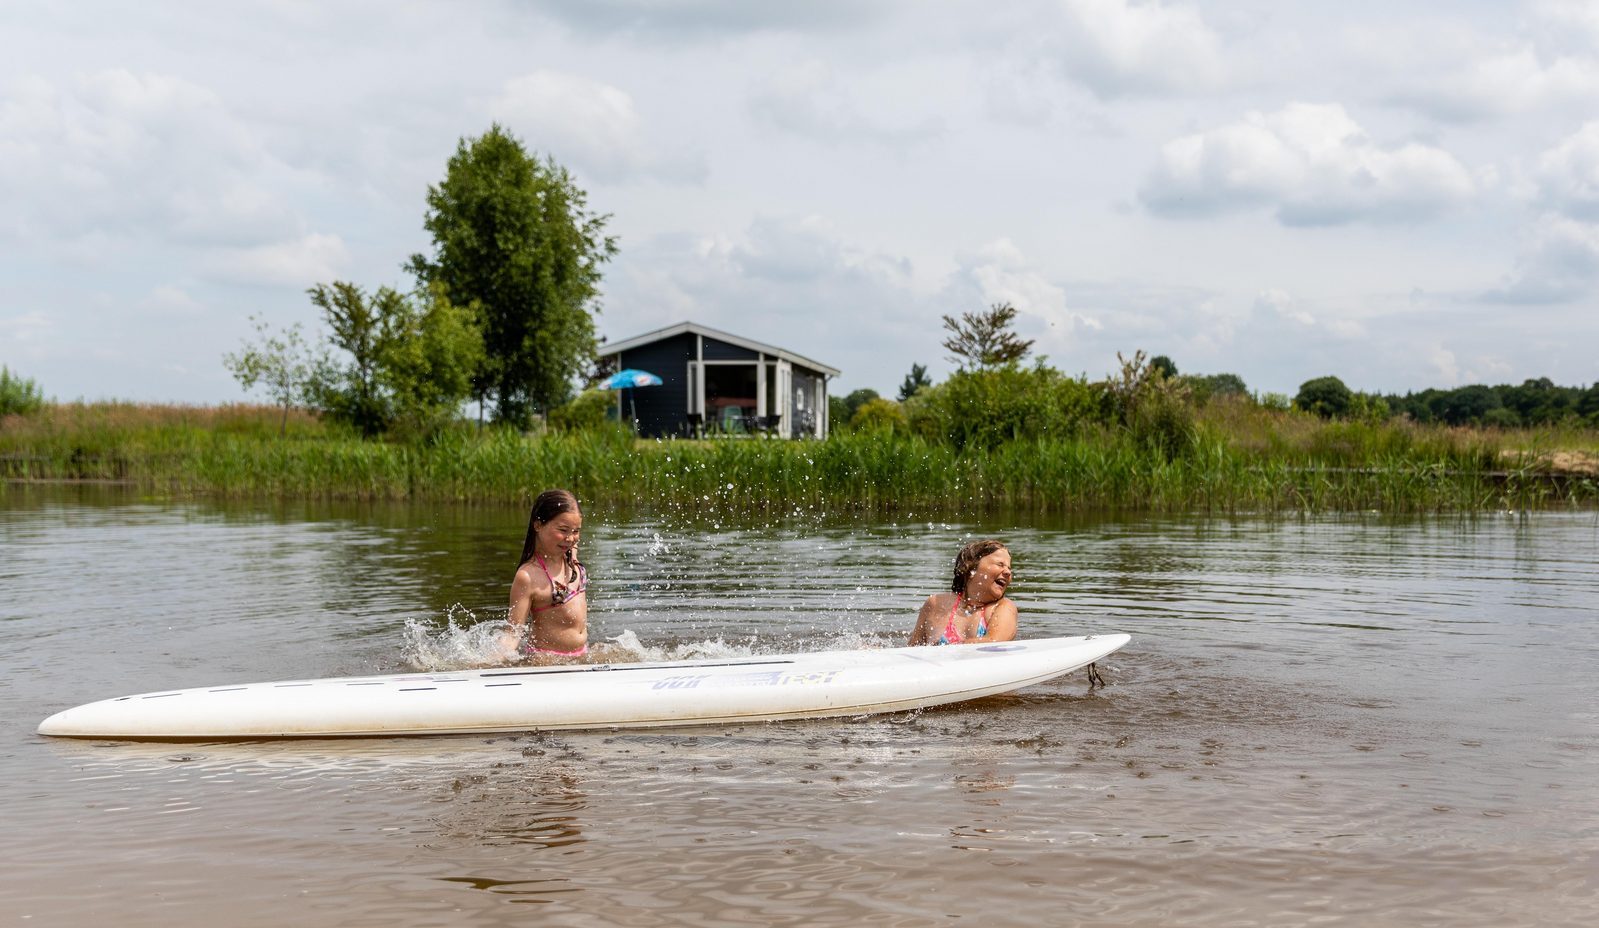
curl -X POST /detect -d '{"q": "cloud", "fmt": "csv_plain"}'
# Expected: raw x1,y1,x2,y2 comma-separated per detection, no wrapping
944,239,1101,361
748,60,944,145
0,70,308,246
204,232,350,287
137,285,205,317
1482,215,1599,304
1139,103,1478,225
522,0,887,39
491,71,706,184
1053,0,1225,98
601,215,934,389
1387,46,1599,123
0,311,54,358
1535,121,1599,220
1532,0,1599,52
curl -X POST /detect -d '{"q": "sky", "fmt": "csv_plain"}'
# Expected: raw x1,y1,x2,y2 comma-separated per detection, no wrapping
3,0,1598,405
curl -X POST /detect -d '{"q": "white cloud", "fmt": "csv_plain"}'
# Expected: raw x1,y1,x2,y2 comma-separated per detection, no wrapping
0,311,54,356
492,71,706,183
1533,0,1599,51
524,0,885,38
138,285,205,317
1140,103,1478,225
1254,288,1314,327
602,216,933,389
1388,46,1599,123
1483,215,1599,304
0,70,307,246
748,60,944,145
1054,0,1225,98
951,239,1100,353
204,232,350,287
1429,346,1461,385
1535,121,1599,220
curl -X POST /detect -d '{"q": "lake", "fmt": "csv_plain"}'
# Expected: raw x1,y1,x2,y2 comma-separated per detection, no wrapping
2,483,1595,926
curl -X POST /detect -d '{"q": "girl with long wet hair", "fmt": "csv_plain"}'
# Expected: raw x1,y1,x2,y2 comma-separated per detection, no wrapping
503,489,589,660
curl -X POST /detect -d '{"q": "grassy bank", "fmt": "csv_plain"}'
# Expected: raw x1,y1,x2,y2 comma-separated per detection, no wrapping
3,402,1596,511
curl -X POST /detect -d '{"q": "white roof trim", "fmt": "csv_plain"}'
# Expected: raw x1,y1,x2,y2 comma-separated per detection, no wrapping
598,320,841,376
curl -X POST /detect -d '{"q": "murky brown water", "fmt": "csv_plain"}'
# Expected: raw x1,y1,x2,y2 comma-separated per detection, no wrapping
3,484,1596,926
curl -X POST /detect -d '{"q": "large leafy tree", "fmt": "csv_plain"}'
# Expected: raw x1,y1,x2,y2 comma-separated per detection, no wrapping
408,124,617,427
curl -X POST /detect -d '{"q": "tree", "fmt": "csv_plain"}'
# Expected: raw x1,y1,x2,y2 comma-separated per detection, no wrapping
1149,355,1178,378
408,124,617,427
897,363,931,401
1295,376,1353,419
307,282,400,435
1185,372,1248,404
828,388,883,433
1430,384,1500,426
1580,384,1599,423
224,316,318,435
306,281,483,436
940,302,1033,370
379,283,486,436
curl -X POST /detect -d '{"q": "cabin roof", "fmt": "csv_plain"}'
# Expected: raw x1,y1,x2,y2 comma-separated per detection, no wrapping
598,320,841,377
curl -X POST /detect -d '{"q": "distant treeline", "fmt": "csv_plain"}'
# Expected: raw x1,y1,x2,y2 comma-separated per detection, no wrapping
834,359,1599,440
1380,379,1599,428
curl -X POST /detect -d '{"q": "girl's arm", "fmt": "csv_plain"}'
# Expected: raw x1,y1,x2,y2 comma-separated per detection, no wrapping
499,565,538,657
985,598,1019,642
908,594,942,646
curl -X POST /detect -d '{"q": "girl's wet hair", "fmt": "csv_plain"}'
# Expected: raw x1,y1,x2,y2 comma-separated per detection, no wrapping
951,539,1008,593
519,489,581,567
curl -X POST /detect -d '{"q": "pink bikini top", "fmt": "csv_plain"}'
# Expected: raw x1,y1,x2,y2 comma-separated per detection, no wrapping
532,554,587,613
938,593,990,645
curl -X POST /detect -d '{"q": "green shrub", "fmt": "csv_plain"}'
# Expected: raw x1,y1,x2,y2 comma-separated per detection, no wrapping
549,389,620,433
1184,372,1249,404
849,396,909,433
905,364,1107,450
1105,351,1197,460
1,367,45,417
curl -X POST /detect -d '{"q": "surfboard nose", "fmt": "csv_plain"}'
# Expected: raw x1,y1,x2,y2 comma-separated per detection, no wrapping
37,698,127,738
37,706,82,737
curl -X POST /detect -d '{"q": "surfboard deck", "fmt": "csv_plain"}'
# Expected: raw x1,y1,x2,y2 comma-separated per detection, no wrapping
36,633,1130,741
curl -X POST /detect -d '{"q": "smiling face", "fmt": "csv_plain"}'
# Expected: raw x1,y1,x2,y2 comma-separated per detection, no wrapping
535,510,583,561
963,547,1012,603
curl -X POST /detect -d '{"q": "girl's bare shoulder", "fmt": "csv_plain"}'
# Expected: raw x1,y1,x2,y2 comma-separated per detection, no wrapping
511,562,544,591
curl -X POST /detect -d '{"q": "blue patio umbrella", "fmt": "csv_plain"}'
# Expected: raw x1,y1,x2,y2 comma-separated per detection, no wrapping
598,369,664,390
597,369,663,424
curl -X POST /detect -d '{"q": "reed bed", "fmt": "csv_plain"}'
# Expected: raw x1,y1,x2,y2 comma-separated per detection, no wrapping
3,403,1595,511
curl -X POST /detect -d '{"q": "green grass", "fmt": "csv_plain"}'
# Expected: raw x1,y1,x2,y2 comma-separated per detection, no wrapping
3,402,1596,511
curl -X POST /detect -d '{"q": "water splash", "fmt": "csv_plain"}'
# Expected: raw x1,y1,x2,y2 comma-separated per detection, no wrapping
401,610,898,673
402,605,514,671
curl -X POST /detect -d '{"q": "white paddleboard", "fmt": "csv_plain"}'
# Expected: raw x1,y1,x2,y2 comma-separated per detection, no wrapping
36,634,1129,740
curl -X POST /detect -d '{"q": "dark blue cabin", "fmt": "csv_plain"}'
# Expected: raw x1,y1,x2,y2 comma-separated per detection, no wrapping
596,321,840,438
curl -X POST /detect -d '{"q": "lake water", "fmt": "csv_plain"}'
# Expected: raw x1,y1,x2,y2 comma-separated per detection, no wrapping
2,483,1596,927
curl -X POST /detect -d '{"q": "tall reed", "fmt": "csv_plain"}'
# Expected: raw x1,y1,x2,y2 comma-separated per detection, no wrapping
3,403,1595,511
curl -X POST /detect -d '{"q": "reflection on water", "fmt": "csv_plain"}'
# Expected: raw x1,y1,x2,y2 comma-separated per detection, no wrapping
2,484,1596,926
